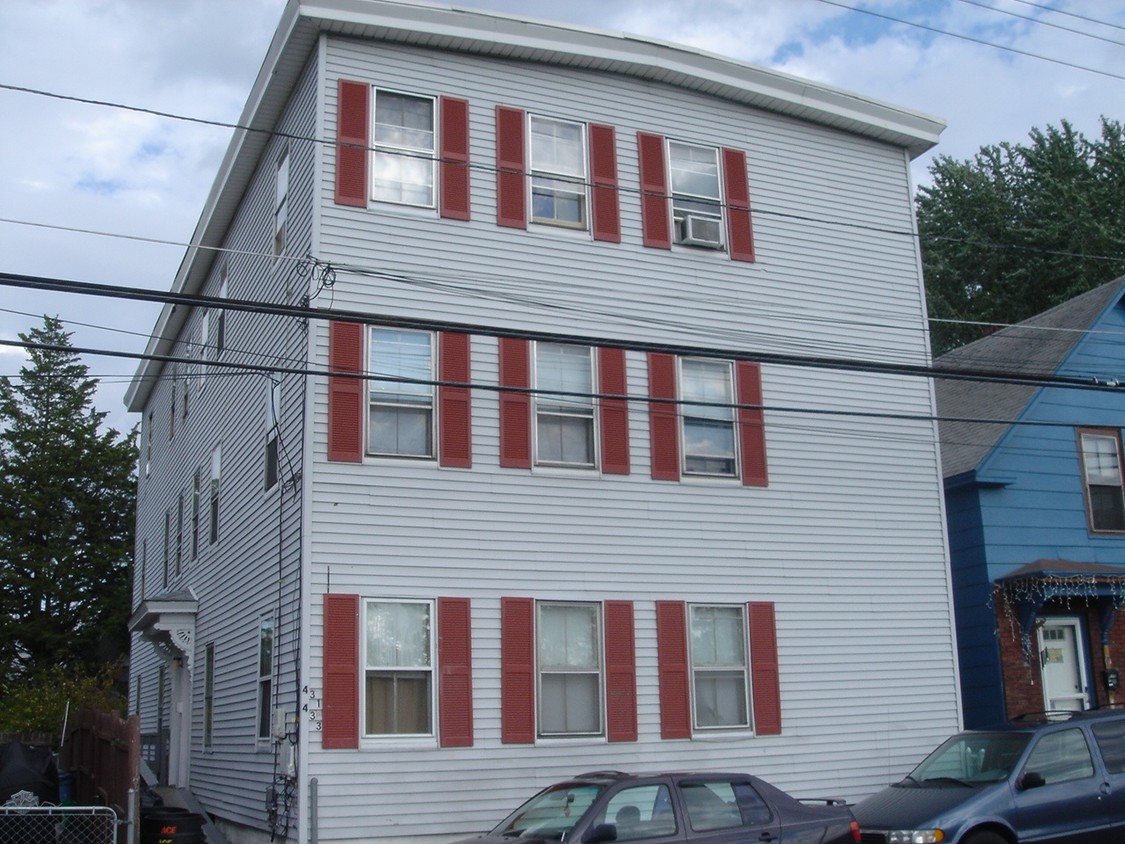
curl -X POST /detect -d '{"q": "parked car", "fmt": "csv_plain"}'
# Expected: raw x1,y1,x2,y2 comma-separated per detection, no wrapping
854,708,1125,843
453,769,860,844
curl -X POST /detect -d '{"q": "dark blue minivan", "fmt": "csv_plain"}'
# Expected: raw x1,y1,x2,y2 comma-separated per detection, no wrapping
855,708,1125,843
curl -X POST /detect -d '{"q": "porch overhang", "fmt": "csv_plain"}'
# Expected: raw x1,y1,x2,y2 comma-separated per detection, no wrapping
997,560,1125,646
129,591,199,674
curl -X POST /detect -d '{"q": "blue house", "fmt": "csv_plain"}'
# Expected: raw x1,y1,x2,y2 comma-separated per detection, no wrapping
938,277,1125,728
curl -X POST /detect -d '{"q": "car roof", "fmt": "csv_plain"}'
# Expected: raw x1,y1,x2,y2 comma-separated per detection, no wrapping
964,706,1125,735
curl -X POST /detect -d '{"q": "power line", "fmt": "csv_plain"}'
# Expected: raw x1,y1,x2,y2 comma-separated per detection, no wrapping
954,0,1125,48
1004,0,1125,34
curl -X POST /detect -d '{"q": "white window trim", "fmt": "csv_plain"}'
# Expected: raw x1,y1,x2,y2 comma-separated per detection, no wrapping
1079,428,1125,533
678,357,739,479
367,327,437,460
274,148,290,257
528,114,588,230
371,88,437,209
536,601,605,738
256,614,275,743
667,139,724,247
533,342,598,469
361,598,436,740
688,603,752,732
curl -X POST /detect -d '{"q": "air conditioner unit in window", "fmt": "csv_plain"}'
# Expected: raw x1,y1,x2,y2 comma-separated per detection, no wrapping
680,214,724,249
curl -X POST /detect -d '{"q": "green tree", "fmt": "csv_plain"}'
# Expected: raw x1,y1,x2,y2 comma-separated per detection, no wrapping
918,117,1125,356
0,317,137,688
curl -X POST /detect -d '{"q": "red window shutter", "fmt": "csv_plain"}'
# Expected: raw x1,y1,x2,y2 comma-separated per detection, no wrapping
647,353,679,481
498,338,532,469
328,321,364,463
723,148,755,262
598,347,630,475
748,602,781,735
501,597,535,744
439,332,472,468
589,123,621,243
637,132,670,249
440,97,471,221
656,600,691,739
438,597,474,748
735,361,768,487
496,106,527,229
335,80,369,208
604,600,637,742
322,593,360,749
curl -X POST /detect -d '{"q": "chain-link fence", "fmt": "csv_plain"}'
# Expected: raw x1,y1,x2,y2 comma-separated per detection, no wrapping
0,805,118,844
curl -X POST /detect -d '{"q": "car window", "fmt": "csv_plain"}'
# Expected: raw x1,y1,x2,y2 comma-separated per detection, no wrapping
1023,728,1095,785
492,784,603,840
681,782,744,832
912,731,1030,783
592,784,678,841
1093,720,1125,774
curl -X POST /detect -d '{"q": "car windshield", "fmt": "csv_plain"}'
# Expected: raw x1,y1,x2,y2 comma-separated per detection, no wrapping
909,732,1032,785
491,784,605,840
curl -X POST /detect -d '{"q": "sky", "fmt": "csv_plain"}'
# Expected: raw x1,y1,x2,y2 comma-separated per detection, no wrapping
1,0,1122,433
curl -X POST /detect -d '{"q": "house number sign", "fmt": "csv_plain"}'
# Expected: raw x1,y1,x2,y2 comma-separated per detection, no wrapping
302,686,323,731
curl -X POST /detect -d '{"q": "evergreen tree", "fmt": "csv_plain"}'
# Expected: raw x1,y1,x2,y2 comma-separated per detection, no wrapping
918,117,1125,356
0,317,137,685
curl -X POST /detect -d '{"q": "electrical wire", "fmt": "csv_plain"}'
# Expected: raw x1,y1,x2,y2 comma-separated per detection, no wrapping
953,0,1125,48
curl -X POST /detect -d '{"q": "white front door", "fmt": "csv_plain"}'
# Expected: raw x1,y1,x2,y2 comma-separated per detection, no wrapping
1037,617,1089,714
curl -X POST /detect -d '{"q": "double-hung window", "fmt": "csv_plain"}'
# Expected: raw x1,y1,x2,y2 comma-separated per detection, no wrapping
209,446,221,545
274,149,289,255
368,328,434,458
681,358,737,477
372,91,435,207
1080,429,1125,532
689,604,750,729
538,602,602,736
265,378,281,490
535,343,595,466
669,141,723,247
257,614,274,741
364,600,433,736
530,116,586,227
203,642,215,749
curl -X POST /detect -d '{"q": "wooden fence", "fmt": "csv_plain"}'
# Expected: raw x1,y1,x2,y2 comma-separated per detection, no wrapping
59,708,139,843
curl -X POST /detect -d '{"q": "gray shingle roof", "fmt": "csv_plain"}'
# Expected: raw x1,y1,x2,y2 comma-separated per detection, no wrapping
935,276,1125,478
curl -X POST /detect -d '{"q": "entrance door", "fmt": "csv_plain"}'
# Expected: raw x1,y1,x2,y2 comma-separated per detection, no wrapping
1037,618,1089,714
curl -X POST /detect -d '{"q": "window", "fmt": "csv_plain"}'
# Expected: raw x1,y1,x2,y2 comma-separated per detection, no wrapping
364,600,433,736
681,358,737,477
215,273,228,358
529,115,586,227
162,510,170,588
204,642,215,749
669,141,722,246
175,493,184,576
1023,728,1095,784
372,90,435,206
139,539,147,602
681,781,771,831
274,149,289,256
1080,429,1125,531
689,604,749,729
169,375,176,440
368,328,434,458
1093,719,1125,774
145,411,153,476
209,447,221,545
257,615,274,741
592,784,677,842
538,602,602,736
265,378,281,490
191,469,200,560
535,343,595,466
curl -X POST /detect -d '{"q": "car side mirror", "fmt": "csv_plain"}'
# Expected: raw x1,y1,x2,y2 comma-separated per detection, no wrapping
1020,771,1046,791
583,824,618,844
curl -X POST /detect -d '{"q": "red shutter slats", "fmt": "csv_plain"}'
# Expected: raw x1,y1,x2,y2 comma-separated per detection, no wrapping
328,321,364,463
499,338,532,469
439,332,473,468
748,602,782,735
589,123,621,243
647,353,680,481
637,132,671,249
656,600,691,739
496,106,527,229
440,97,471,221
438,597,474,747
335,80,369,208
501,597,536,744
322,593,360,749
598,347,630,475
723,148,755,262
736,361,768,487
604,600,638,742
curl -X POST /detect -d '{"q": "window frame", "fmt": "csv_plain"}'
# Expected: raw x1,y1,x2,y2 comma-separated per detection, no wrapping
256,614,274,743
362,598,435,738
533,342,597,468
679,357,738,479
528,114,588,229
371,88,437,208
688,603,751,731
536,601,604,738
203,642,215,749
367,326,436,459
265,377,281,490
667,140,724,247
274,148,290,256
1078,428,1125,533
209,446,221,545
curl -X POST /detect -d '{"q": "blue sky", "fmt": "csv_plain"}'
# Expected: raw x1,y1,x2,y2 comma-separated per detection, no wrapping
0,0,1122,430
